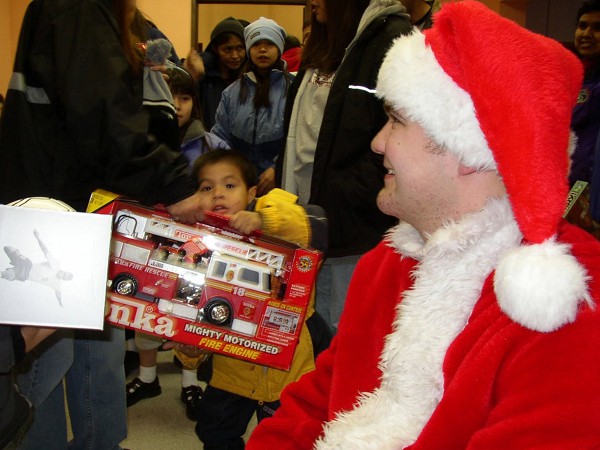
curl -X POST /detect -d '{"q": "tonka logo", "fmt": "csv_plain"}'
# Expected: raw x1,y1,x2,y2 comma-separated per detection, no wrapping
107,296,176,337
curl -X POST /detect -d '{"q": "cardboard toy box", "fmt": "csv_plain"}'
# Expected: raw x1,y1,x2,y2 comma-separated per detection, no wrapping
88,191,321,371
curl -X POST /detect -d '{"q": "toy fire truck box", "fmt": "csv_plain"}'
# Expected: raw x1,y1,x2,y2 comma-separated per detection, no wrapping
88,191,321,371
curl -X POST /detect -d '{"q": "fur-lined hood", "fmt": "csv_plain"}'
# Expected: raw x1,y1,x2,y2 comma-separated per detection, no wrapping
347,0,409,55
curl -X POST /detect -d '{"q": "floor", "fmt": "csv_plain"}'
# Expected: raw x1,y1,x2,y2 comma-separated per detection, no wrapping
120,350,256,450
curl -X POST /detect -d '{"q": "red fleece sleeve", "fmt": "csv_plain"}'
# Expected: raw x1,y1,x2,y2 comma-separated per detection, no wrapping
466,307,600,449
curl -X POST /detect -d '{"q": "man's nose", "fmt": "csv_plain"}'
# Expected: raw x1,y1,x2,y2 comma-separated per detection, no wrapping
371,122,390,155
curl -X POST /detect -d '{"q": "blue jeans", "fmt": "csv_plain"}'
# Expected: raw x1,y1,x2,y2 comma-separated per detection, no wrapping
17,324,126,450
315,255,360,334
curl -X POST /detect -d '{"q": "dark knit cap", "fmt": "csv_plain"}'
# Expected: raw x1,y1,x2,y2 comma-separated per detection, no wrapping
209,17,245,45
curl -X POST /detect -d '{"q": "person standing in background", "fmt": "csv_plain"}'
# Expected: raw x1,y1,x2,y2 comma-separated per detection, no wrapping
282,35,303,73
212,17,294,196
276,0,412,333
184,17,247,130
167,66,229,166
0,0,203,448
570,0,600,221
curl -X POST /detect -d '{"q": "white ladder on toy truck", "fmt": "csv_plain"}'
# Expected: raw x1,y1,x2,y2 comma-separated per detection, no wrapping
143,215,285,270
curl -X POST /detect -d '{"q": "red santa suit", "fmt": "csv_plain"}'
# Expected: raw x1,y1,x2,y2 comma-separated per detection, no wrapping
248,1,600,448
247,200,600,449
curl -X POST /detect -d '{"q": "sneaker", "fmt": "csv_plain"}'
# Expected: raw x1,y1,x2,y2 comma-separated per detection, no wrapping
126,377,161,407
180,385,202,421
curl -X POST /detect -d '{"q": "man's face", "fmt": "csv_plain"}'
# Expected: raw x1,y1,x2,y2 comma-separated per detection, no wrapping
371,105,463,236
197,161,256,215
575,11,600,60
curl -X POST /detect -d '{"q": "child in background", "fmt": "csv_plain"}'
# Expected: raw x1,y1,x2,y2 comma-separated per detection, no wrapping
166,66,229,166
127,67,221,423
177,149,331,449
282,35,302,73
211,17,294,196
184,17,247,130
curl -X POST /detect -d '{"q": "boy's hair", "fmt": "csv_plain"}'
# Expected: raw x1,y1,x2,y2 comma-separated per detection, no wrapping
192,149,258,189
578,0,600,22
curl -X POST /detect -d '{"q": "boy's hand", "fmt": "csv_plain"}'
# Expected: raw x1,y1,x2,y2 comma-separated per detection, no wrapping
166,193,205,224
228,211,263,235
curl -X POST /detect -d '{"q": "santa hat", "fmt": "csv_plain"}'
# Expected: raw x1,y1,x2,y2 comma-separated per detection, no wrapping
376,0,590,332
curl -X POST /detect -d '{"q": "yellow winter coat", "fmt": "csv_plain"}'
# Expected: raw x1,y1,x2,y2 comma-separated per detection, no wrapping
210,189,320,402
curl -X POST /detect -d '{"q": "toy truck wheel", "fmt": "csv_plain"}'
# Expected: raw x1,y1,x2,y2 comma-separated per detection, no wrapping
203,298,232,326
112,274,138,296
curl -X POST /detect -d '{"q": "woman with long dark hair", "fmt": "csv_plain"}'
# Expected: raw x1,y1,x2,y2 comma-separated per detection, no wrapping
185,17,247,130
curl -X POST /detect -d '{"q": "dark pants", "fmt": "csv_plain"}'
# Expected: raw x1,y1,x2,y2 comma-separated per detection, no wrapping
195,386,280,450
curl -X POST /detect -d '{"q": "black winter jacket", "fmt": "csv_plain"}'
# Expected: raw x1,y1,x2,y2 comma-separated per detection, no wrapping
0,0,196,211
276,11,412,258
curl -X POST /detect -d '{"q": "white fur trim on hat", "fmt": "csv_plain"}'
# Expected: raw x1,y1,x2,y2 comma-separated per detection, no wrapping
376,31,496,171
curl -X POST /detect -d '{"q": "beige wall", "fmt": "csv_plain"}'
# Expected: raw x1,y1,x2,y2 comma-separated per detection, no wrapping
0,0,540,97
0,0,29,96
138,1,306,57
0,0,306,95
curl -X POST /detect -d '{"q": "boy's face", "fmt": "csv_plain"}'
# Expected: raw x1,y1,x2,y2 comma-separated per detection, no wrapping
197,161,257,215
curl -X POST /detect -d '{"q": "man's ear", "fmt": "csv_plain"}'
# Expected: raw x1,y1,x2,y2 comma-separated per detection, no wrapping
248,186,257,203
458,163,477,176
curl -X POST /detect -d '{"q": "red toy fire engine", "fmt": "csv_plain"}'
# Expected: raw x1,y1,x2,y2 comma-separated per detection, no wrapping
89,191,321,370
